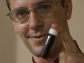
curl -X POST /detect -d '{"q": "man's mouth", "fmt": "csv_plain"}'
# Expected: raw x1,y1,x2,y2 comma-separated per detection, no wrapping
29,34,48,42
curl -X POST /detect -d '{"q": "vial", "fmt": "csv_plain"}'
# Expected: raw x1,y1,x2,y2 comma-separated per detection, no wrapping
40,28,58,58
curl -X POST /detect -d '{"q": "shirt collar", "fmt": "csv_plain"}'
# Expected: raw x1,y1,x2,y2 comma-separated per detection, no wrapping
32,57,36,63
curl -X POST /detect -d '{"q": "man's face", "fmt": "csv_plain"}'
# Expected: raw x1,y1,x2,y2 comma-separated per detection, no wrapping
10,0,72,57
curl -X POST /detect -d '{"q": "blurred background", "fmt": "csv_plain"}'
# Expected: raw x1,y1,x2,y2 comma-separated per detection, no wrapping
0,0,84,63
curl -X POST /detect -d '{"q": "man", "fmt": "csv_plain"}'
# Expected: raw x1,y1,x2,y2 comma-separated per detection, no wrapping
6,0,84,63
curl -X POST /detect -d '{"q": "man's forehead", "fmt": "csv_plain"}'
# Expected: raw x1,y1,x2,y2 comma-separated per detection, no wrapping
10,0,57,3
10,0,58,10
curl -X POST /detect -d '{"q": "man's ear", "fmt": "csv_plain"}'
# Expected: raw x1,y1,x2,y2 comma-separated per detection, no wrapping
65,0,72,20
13,22,17,33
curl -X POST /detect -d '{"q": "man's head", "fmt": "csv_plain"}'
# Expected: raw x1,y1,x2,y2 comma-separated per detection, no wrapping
6,0,72,59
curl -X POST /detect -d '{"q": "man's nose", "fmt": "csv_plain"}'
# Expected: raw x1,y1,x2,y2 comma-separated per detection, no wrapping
29,12,44,31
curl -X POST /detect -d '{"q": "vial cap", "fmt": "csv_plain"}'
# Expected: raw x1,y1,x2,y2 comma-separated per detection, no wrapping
49,28,58,36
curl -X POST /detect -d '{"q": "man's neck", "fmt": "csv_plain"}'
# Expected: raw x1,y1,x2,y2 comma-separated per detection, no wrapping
32,56,59,63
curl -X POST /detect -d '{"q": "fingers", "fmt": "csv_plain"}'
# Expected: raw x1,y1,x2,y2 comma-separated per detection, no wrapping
51,24,80,52
59,52,66,63
59,51,74,63
38,57,55,63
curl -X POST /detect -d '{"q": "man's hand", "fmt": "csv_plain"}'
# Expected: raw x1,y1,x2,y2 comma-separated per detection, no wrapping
38,24,84,63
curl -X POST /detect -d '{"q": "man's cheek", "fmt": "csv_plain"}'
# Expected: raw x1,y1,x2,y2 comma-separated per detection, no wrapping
16,25,28,34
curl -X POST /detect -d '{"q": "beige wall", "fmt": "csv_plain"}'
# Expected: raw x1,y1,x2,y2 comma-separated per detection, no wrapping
68,0,84,52
0,0,84,63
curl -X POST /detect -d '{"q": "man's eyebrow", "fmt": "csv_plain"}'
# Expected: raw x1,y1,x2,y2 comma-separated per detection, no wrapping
35,0,53,5
11,7,27,11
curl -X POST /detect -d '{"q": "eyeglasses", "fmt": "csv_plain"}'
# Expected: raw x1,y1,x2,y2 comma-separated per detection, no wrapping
7,0,62,22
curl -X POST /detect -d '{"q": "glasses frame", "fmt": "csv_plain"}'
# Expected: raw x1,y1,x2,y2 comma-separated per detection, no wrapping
7,0,62,22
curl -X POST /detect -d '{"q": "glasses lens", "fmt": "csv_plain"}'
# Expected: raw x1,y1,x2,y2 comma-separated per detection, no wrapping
35,3,54,17
9,9,28,22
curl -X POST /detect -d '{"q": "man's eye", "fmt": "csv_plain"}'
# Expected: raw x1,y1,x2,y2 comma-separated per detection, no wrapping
41,5,50,10
36,4,51,11
16,11,26,16
15,11,27,20
42,5,49,9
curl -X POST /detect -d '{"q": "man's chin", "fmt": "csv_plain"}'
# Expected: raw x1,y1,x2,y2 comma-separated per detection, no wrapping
30,45,44,57
32,50,42,57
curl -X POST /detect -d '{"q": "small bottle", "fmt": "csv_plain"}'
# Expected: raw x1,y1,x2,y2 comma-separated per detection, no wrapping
40,28,58,58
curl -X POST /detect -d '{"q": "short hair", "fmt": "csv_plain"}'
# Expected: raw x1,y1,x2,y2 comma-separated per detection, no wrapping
6,0,65,10
6,0,11,10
